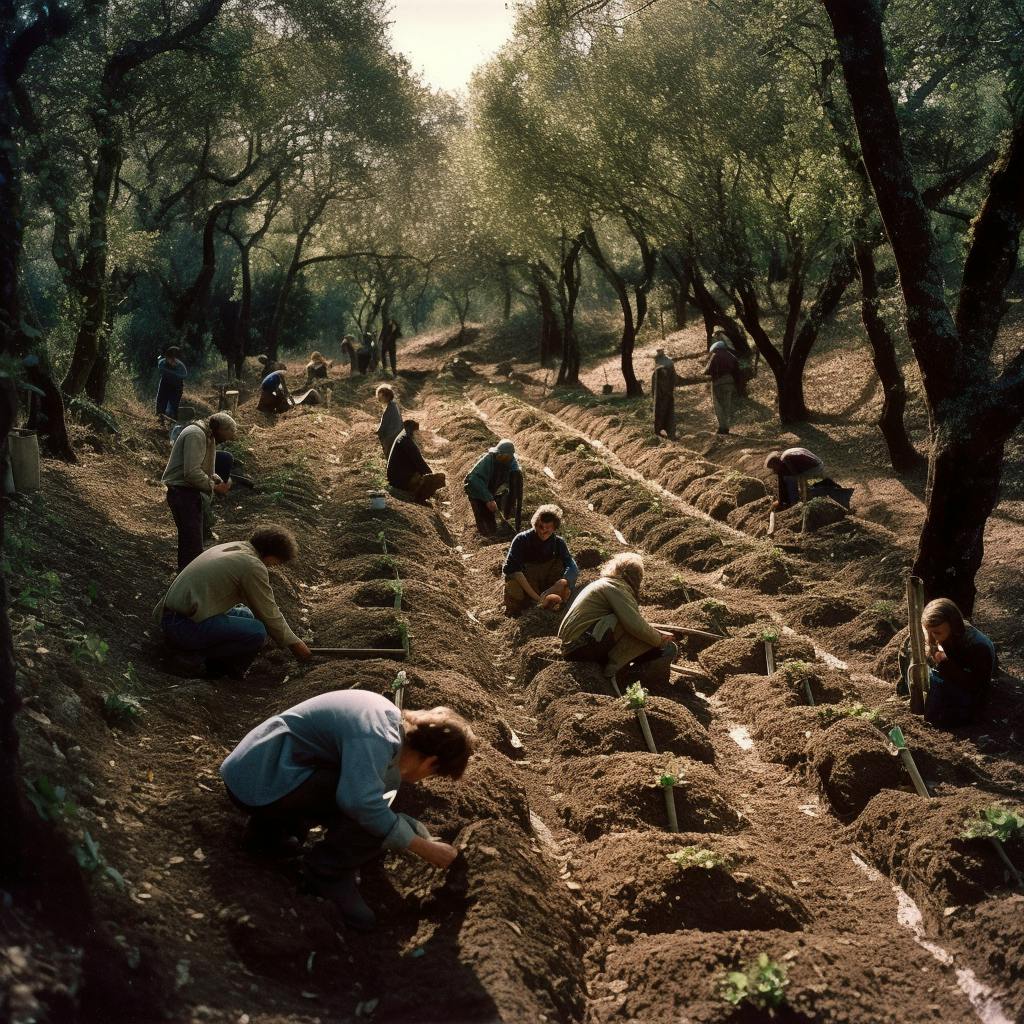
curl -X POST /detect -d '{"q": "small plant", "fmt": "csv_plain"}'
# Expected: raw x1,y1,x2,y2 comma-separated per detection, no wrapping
961,805,1024,843
667,845,728,870
815,702,881,726
102,665,146,725
721,953,789,1010
871,599,900,622
779,659,815,683
83,580,101,606
657,767,685,789
761,627,779,645
700,599,727,616
396,621,410,653
69,632,109,666
377,530,388,554
25,776,77,822
14,569,61,610
623,681,648,710
761,544,784,565
74,830,126,888
391,670,408,694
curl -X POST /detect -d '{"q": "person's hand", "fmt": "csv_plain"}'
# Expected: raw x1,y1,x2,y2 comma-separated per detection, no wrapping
771,500,781,511
542,594,563,610
213,480,231,495
291,640,313,661
414,838,459,868
486,500,498,513
933,649,947,664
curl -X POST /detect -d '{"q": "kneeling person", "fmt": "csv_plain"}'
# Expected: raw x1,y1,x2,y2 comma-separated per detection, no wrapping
156,524,312,678
557,552,676,684
503,504,579,617
386,419,446,503
221,691,476,929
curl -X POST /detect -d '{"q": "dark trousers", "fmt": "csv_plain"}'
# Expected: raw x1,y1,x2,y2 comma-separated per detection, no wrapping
381,339,396,375
357,352,371,374
925,669,981,729
162,605,267,675
167,486,204,571
469,471,523,536
229,768,384,879
156,379,183,419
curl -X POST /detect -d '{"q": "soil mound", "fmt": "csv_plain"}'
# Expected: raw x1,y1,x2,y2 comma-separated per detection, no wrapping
576,831,810,934
807,717,903,816
556,753,743,840
723,550,800,595
547,693,715,763
789,593,863,628
527,660,610,713
698,635,815,688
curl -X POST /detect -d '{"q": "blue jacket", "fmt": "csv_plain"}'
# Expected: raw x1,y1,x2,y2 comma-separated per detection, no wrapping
464,451,521,502
261,370,284,392
158,357,187,384
503,528,578,586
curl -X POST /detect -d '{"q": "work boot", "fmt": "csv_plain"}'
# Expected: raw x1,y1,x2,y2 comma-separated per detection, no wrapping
313,870,377,931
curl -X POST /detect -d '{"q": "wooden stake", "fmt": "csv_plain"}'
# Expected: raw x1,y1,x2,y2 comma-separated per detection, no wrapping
905,576,928,715
669,663,708,680
888,726,930,798
636,709,658,755
764,640,776,675
651,623,723,642
662,786,679,833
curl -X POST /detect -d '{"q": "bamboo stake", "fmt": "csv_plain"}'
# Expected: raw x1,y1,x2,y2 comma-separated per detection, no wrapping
799,477,810,534
636,709,658,754
764,640,776,675
662,785,679,833
669,663,708,680
888,726,931,798
651,623,723,642
803,680,816,706
906,576,928,715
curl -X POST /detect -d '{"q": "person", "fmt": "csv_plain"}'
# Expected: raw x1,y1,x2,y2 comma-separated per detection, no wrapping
220,691,476,929
156,346,187,420
305,351,331,386
365,329,380,373
258,364,292,413
921,598,996,729
764,447,826,510
375,384,403,458
379,318,402,377
341,335,358,375
169,422,241,544
704,333,742,434
386,419,446,503
155,524,312,678
557,552,677,684
357,333,373,375
502,504,580,617
651,348,676,440
464,439,523,537
162,413,237,570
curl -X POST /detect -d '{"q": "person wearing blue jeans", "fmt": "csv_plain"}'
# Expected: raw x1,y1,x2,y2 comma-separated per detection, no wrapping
156,346,187,420
155,524,312,678
502,504,580,616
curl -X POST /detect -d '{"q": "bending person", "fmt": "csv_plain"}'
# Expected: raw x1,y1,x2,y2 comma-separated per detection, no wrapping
921,598,995,729
704,333,742,435
558,552,677,685
305,351,331,386
221,691,475,929
464,439,523,536
375,384,403,458
386,419,446,503
764,447,825,510
156,524,312,678
258,364,292,413
503,504,579,617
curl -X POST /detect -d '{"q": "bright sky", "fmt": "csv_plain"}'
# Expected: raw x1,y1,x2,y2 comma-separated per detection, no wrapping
387,0,517,93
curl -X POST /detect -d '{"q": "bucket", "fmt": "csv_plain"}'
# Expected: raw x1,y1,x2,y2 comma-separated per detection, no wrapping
9,429,41,492
368,490,387,511
601,383,613,395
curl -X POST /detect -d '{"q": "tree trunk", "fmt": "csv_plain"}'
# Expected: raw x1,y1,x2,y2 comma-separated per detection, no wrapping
683,253,748,354
556,236,584,385
84,333,109,405
854,240,923,472
533,270,561,367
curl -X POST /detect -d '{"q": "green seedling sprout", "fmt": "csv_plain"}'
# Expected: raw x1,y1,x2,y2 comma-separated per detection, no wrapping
102,665,146,725
667,845,728,870
721,953,789,1010
391,670,408,695
961,805,1024,843
815,702,881,726
69,633,109,666
623,682,648,710
25,776,77,822
761,627,780,645
700,599,729,637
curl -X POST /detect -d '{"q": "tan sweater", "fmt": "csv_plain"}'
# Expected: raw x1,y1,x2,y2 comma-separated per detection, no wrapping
557,576,662,649
154,541,300,647
162,421,215,494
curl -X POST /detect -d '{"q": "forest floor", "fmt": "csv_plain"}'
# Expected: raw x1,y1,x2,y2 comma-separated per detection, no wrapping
4,312,1024,1024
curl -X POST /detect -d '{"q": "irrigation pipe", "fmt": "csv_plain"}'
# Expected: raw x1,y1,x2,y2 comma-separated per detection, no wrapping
764,640,776,675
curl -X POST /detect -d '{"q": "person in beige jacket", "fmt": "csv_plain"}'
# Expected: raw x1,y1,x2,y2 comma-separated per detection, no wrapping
557,552,676,682
155,525,312,678
162,413,237,570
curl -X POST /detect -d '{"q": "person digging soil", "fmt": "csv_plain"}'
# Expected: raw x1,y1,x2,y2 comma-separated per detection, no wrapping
220,691,476,930
502,504,580,617
558,552,677,685
464,438,523,537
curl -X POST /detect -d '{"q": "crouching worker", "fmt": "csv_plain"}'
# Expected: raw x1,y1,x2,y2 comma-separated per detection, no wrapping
464,439,523,536
558,552,677,685
258,364,292,413
921,598,995,729
156,524,312,678
503,504,579,617
220,691,476,929
387,419,446,503
764,447,825,510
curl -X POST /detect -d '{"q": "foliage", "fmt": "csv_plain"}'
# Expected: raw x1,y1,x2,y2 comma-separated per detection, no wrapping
815,703,882,726
779,660,815,683
68,633,109,666
761,627,780,645
13,569,61,611
721,953,790,1010
102,665,146,725
666,845,729,870
25,777,77,822
961,806,1024,844
623,681,648,710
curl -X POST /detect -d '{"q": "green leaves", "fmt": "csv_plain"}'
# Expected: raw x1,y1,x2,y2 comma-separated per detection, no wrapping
961,805,1024,843
623,681,647,710
721,953,789,1009
666,845,728,870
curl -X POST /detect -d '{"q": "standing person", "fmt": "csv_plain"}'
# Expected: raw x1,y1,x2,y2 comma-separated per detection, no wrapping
220,691,476,929
379,318,402,378
386,419,447,503
651,347,676,440
156,346,187,420
502,504,580,617
258,364,292,413
366,328,380,374
341,335,358,375
464,439,523,537
375,384,403,458
557,552,677,684
156,524,312,678
764,447,826,510
162,413,237,571
920,599,996,729
305,351,331,386
357,333,373,375
704,333,742,434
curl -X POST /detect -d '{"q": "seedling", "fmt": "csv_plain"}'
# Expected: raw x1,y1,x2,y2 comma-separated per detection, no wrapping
721,953,789,1010
14,569,61,610
25,776,77,822
779,659,817,705
815,703,881,726
378,530,388,554
74,830,125,889
69,633,109,666
657,767,685,789
871,599,900,624
667,845,729,870
761,627,780,645
700,599,729,637
397,621,411,655
961,805,1024,843
623,682,648,710
390,670,408,694
102,665,146,725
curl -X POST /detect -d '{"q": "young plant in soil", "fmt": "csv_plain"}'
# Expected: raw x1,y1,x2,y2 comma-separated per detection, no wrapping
779,659,817,706
102,664,146,725
68,632,109,666
699,599,729,637
721,953,789,1010
657,767,684,834
666,845,729,870
959,805,1024,891
815,703,882,727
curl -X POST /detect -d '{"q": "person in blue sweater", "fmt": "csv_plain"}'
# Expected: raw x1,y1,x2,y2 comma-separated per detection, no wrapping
464,439,523,536
258,364,292,413
921,598,996,729
156,346,187,420
502,504,580,617
221,690,476,929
